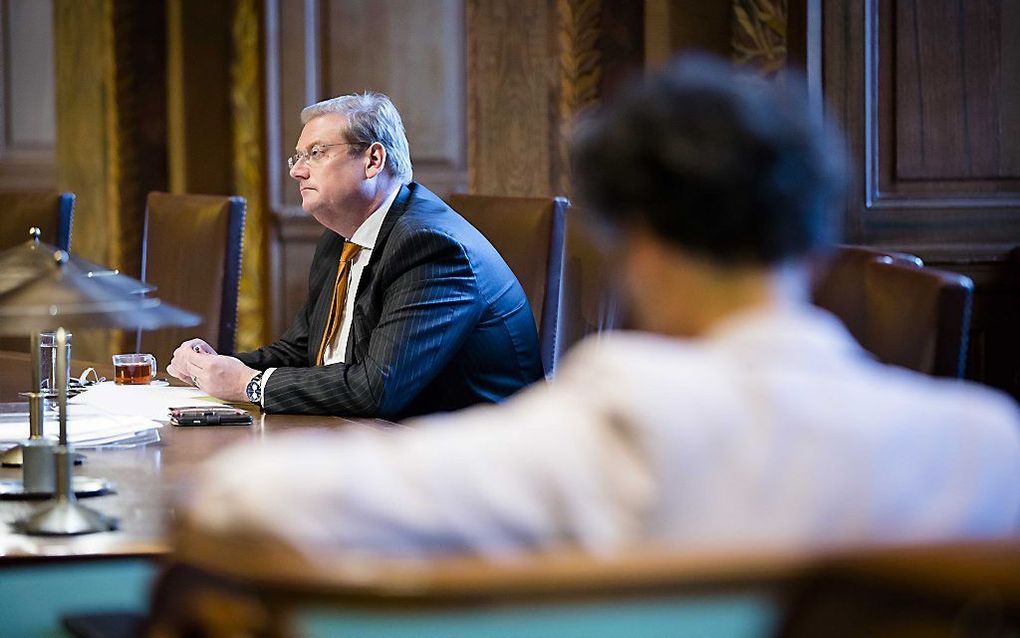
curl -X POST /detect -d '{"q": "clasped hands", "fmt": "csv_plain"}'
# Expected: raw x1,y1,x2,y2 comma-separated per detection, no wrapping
167,338,258,403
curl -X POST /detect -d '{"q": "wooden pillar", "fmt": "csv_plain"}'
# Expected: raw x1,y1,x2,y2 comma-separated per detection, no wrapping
164,0,269,351
54,0,166,361
166,0,233,195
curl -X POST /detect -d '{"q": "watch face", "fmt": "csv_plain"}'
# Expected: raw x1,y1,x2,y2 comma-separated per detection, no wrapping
246,375,261,403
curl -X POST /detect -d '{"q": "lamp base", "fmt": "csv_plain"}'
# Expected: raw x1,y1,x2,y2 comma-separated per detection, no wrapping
1,445,85,467
0,476,114,500
13,499,119,535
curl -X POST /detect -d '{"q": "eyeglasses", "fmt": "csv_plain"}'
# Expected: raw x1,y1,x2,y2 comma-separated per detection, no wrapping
287,143,358,170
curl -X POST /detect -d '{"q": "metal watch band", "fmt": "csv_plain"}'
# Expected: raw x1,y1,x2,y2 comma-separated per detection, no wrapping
245,371,264,404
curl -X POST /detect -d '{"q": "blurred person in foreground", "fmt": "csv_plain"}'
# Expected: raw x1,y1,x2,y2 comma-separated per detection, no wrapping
166,92,542,419
187,56,1019,558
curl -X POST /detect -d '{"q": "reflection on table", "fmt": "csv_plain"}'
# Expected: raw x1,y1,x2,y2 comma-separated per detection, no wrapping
0,350,381,561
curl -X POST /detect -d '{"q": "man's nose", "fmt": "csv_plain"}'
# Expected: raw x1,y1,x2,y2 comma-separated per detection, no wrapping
289,159,309,180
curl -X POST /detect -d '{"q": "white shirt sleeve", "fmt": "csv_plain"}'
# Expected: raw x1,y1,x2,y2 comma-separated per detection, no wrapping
188,340,655,559
258,368,275,408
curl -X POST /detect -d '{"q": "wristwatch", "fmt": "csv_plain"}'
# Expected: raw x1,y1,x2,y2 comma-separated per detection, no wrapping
245,372,264,404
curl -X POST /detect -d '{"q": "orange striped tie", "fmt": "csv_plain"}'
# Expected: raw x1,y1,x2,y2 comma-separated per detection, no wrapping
316,241,362,365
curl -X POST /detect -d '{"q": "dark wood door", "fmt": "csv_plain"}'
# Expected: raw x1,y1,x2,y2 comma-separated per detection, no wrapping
821,0,1020,397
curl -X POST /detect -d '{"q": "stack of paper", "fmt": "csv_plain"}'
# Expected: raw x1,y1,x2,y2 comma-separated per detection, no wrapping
0,382,225,447
0,403,160,447
69,381,225,420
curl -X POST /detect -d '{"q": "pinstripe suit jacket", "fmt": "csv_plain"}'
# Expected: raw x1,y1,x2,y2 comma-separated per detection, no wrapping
236,183,543,420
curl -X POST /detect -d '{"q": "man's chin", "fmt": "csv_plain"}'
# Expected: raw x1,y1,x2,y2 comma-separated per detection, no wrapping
299,196,318,215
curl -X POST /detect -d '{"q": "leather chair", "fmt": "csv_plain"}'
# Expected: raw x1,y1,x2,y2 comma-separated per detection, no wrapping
554,208,628,365
778,540,1020,637
0,190,75,251
137,192,246,369
810,246,922,346
449,194,567,376
812,246,973,378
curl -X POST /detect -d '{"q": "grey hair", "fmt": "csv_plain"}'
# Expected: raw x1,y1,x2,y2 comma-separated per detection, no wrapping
300,92,413,184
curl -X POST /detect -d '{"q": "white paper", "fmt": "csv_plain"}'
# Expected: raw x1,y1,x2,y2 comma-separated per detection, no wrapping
69,381,226,420
0,403,161,445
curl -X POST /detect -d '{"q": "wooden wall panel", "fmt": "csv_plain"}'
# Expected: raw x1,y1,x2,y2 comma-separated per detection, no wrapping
0,0,56,190
821,0,1020,397
467,0,555,197
270,0,319,211
893,0,1016,182
324,0,465,197
466,0,613,198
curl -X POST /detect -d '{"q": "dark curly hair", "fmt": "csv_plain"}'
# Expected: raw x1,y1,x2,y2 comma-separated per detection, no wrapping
572,54,848,266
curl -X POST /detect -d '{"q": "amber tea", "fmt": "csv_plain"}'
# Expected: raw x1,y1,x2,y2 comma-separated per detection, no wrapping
112,353,156,385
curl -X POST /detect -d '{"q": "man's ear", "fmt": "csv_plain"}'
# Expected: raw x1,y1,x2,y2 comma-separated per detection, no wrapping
365,142,387,179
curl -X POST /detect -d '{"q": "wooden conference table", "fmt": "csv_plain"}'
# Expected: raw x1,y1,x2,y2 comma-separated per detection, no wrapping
0,350,382,562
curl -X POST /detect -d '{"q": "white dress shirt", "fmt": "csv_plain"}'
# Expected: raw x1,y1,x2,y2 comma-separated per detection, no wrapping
259,187,400,405
197,305,1020,558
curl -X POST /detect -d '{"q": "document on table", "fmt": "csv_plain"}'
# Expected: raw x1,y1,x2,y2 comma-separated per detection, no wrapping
0,402,160,447
0,382,226,447
69,381,225,420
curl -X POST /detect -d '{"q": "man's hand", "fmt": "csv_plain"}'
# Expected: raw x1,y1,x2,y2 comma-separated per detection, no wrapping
186,354,259,403
167,339,218,385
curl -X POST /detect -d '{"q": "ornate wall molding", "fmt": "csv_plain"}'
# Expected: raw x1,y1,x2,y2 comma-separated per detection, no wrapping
732,0,787,74
556,0,602,196
231,0,269,351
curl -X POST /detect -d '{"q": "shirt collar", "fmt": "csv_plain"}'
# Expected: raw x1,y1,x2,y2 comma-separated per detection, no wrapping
349,186,400,250
707,304,866,362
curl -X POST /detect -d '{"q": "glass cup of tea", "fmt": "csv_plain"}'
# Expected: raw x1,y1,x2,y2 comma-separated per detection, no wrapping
112,353,157,385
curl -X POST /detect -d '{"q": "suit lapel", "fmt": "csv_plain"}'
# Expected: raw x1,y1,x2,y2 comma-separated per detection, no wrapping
342,183,415,361
368,183,413,269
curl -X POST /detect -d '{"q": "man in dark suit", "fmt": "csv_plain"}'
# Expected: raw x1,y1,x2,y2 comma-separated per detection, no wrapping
167,93,542,419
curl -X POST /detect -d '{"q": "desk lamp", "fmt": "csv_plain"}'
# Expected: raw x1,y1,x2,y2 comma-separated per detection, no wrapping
0,227,155,296
0,251,198,535
0,228,155,470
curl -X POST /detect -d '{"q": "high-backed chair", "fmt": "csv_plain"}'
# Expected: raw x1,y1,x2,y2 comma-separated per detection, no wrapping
137,192,245,369
810,246,922,344
448,194,567,376
779,540,1020,637
554,208,628,365
812,246,973,378
0,190,75,251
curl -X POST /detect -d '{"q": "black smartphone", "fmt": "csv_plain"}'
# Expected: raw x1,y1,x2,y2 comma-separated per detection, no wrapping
170,406,253,427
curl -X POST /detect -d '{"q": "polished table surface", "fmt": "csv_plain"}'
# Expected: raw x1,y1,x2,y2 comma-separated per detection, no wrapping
0,350,382,562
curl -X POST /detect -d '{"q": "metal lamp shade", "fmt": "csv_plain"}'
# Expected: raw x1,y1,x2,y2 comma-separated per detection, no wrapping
0,229,155,297
0,252,199,334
